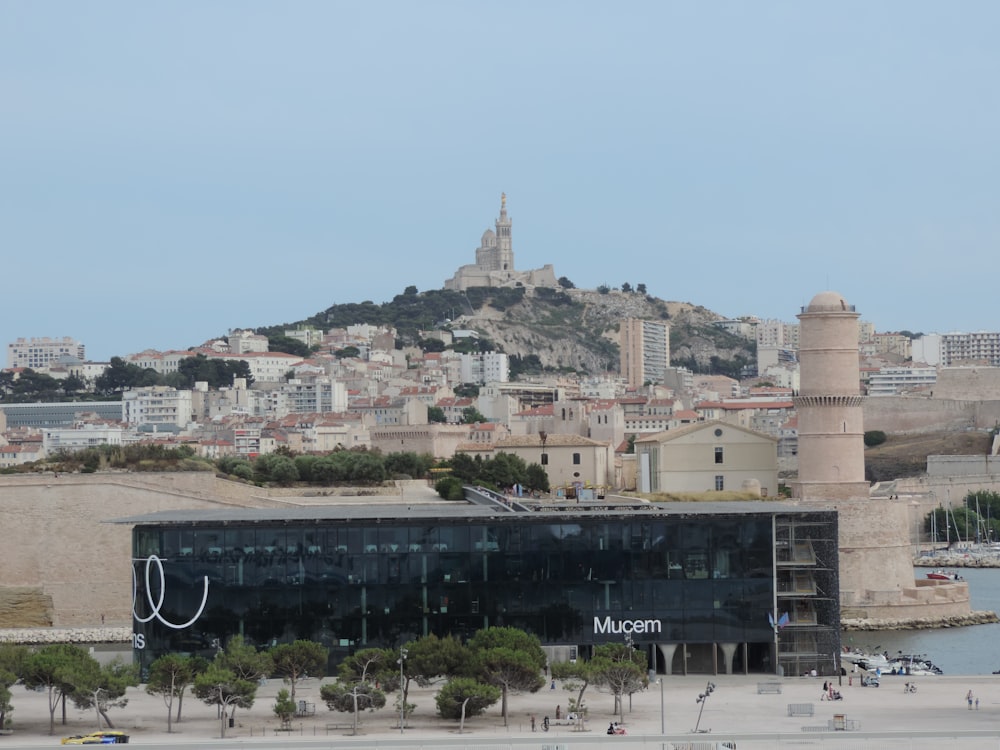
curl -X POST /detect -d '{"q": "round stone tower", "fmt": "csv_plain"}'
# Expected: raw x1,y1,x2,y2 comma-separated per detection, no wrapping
792,291,869,500
792,291,971,623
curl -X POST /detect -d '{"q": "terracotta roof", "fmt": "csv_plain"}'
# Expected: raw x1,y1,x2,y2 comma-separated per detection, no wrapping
673,410,700,419
514,404,555,417
495,433,606,448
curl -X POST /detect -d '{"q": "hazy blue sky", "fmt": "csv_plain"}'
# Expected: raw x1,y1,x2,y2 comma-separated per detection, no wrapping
3,2,998,361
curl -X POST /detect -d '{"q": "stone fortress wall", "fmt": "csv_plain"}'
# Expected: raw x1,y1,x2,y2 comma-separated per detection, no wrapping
825,498,971,621
0,473,417,630
0,473,275,629
863,367,1000,435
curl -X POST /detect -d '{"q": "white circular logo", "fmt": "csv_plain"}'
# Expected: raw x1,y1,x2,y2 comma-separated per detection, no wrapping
132,554,209,630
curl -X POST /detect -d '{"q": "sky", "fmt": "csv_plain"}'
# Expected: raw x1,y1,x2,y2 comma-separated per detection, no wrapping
3,2,999,362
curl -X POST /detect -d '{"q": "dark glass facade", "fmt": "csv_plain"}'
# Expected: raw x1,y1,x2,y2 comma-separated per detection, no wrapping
130,504,839,677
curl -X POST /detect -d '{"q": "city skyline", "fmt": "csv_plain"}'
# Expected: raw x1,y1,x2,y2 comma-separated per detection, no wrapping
3,2,999,361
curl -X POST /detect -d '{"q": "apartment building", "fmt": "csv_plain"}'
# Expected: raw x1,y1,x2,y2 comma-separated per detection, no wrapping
459,351,510,385
227,329,269,354
216,351,306,382
276,377,348,415
121,386,195,429
871,333,912,359
7,337,85,369
44,423,127,452
620,318,671,389
126,350,196,376
867,366,937,396
939,332,1000,366
284,326,326,348
754,320,799,350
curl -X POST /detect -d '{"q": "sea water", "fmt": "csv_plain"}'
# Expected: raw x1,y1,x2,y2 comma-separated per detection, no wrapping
842,566,1000,675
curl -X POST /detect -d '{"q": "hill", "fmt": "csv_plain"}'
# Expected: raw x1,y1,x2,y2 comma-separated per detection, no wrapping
263,285,756,378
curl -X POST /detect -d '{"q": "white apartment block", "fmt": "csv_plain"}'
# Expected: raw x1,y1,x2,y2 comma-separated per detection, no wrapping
126,350,196,375
867,366,938,396
122,386,195,429
7,337,85,369
215,352,305,382
233,426,263,458
278,377,348,414
620,318,671,389
284,327,326,348
755,320,798,349
939,332,1000,366
44,423,127,452
459,352,510,385
228,329,269,354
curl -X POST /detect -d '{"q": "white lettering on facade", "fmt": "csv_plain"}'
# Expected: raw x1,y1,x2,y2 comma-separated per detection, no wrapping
593,616,662,635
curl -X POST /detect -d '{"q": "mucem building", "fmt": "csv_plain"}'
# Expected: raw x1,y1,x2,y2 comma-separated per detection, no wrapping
126,500,839,677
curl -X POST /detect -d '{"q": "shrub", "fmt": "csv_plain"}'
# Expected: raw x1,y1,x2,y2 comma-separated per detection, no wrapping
864,430,887,447
435,476,465,501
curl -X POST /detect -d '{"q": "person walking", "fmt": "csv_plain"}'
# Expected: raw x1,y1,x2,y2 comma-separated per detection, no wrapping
967,690,974,710
530,715,536,732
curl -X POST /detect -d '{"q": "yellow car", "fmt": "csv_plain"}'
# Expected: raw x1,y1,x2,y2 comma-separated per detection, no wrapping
61,731,129,744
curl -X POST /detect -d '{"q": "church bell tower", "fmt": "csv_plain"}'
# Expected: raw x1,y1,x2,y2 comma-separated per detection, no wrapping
494,193,514,273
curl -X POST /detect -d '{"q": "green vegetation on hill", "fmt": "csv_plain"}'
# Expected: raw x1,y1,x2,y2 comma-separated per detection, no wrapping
259,284,755,379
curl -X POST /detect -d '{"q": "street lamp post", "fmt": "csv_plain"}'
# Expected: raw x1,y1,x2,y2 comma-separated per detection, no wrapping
658,678,665,734
624,632,634,713
693,681,715,734
398,647,408,734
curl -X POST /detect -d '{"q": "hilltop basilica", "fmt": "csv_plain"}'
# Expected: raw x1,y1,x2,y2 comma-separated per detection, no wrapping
443,193,558,292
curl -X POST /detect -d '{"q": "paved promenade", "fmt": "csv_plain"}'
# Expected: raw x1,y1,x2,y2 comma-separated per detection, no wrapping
5,671,1000,749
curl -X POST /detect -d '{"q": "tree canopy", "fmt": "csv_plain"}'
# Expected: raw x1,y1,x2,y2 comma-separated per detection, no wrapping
269,640,328,703
146,653,205,732
192,662,257,739
21,644,95,735
467,626,546,726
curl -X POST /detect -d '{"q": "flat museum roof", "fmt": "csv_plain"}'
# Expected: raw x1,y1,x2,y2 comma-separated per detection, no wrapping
113,499,825,527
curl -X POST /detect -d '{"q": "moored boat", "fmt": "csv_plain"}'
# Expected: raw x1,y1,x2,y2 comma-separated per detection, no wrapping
926,569,963,581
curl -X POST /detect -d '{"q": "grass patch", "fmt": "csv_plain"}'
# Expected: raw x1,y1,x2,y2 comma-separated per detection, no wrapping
623,491,780,503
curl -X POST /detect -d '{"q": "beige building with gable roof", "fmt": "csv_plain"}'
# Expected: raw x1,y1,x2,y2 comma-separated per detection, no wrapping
633,420,778,496
484,432,614,489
